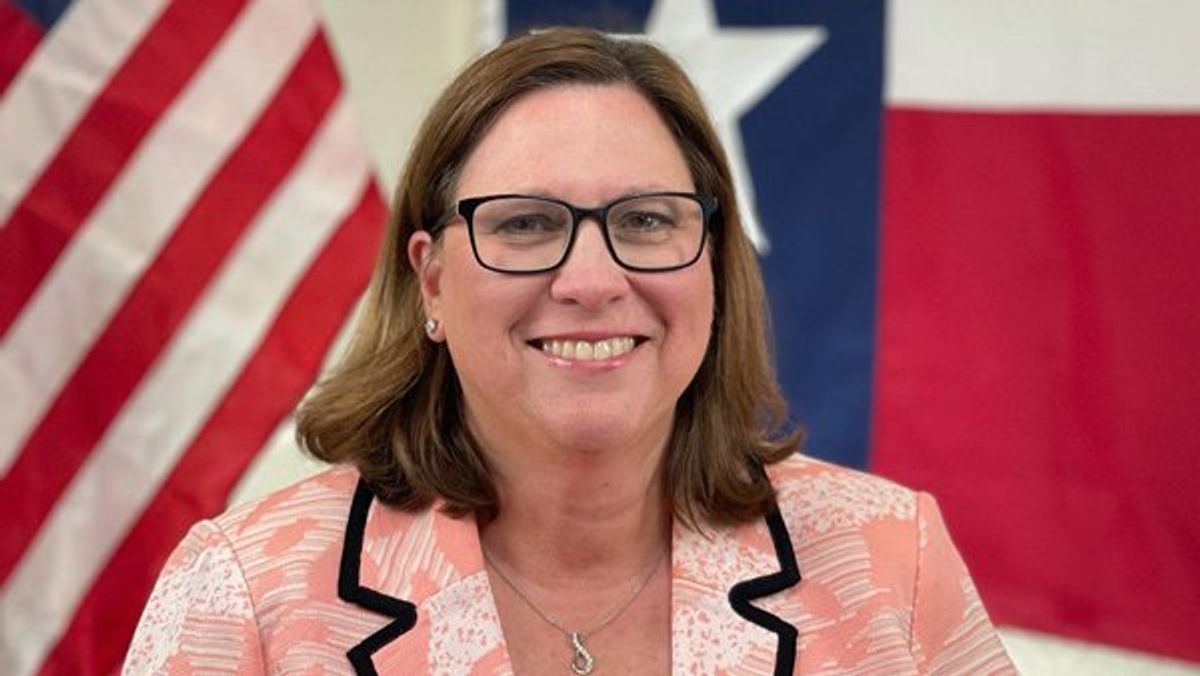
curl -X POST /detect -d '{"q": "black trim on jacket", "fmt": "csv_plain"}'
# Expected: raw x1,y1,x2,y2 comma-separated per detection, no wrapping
338,479,418,675
728,506,803,675
336,481,801,674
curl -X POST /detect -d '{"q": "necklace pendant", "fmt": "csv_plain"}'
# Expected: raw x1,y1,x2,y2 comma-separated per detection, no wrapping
569,632,595,675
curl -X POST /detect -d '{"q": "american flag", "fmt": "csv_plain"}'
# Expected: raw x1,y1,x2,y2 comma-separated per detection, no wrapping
0,0,383,672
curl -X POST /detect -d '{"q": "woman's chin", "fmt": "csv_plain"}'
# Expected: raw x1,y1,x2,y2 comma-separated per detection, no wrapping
537,414,663,458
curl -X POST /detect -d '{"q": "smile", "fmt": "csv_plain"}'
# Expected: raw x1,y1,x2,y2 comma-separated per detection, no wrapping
535,336,639,361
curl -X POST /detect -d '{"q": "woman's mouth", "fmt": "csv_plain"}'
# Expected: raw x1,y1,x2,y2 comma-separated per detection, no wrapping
532,336,644,361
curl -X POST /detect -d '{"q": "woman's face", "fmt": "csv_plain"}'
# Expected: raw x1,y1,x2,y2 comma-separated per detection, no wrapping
411,84,714,461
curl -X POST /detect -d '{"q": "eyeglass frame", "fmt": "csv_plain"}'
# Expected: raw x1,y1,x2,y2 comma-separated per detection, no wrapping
428,191,720,274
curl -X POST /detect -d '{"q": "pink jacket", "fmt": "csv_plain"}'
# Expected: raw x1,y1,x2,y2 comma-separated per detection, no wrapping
124,454,1014,674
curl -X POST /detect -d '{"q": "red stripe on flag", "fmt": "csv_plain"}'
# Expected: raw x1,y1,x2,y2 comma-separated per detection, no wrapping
0,1,42,97
0,34,340,586
875,108,1200,661
0,0,245,338
40,181,383,675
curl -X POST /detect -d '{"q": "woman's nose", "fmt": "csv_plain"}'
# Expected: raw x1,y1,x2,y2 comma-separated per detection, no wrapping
548,220,629,308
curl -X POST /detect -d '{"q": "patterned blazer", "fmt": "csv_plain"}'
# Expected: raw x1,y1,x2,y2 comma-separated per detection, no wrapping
124,454,1015,674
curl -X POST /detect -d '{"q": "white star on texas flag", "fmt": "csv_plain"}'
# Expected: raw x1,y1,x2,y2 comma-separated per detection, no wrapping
645,0,826,253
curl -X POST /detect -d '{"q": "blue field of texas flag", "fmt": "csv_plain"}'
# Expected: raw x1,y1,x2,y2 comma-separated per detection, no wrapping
505,0,1200,663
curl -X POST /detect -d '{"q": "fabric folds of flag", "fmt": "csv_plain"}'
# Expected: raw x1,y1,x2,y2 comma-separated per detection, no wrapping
0,1,385,673
874,4,1200,662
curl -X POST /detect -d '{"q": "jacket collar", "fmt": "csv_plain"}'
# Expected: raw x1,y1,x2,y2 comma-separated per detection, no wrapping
337,479,800,675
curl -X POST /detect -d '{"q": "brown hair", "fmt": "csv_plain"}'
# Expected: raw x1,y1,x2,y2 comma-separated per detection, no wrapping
296,27,801,527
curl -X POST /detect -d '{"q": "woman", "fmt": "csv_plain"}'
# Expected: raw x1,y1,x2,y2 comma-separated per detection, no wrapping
125,28,1014,675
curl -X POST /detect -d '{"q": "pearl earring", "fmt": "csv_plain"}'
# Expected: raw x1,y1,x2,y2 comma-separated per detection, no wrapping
424,318,438,338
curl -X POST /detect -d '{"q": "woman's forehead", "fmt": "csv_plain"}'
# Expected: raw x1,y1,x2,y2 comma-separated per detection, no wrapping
454,83,694,202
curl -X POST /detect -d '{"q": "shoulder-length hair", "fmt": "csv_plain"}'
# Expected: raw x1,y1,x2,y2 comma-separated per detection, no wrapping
296,27,802,527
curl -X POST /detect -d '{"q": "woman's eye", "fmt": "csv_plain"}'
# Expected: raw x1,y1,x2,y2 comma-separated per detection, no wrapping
495,214,563,234
619,212,673,231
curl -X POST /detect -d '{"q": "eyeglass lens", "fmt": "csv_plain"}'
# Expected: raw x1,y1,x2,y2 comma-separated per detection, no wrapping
468,195,705,272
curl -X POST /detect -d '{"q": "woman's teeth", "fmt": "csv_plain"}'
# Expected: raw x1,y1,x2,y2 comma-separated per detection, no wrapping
540,336,636,361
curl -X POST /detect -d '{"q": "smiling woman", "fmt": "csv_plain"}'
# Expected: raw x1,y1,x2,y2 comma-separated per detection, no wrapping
410,82,721,510
124,27,1015,675
300,30,794,532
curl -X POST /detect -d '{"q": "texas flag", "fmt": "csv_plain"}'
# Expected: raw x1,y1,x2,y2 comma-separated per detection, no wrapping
505,0,1200,665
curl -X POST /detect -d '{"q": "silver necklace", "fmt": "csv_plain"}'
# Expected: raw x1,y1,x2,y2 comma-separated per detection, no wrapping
482,545,665,675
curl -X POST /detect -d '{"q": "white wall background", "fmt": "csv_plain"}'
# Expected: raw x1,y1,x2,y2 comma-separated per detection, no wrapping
232,2,1200,674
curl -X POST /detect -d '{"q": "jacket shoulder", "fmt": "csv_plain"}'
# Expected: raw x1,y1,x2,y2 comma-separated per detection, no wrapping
213,464,361,536
766,453,920,537
124,467,362,672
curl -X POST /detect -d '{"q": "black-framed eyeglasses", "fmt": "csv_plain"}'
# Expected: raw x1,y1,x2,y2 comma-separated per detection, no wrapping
432,192,718,274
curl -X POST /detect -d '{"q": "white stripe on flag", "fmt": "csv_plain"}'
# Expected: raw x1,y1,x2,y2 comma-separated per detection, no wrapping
0,0,166,226
887,0,1200,109
228,291,366,507
0,97,370,676
0,0,317,475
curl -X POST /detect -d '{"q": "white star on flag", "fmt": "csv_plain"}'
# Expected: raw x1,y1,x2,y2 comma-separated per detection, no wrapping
645,0,826,253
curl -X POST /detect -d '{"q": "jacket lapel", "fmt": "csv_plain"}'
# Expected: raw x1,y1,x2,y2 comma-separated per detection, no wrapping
337,478,801,675
337,480,419,674
336,479,509,675
671,506,802,675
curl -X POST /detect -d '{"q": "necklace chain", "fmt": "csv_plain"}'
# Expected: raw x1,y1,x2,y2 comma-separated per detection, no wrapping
482,544,665,674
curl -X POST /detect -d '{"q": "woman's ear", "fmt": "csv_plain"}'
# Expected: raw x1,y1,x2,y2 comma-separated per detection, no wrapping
408,231,444,339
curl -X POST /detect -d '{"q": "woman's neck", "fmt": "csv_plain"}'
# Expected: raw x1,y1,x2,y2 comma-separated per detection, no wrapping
478,436,671,583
